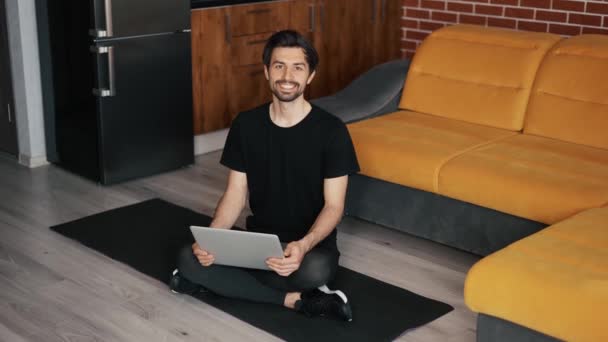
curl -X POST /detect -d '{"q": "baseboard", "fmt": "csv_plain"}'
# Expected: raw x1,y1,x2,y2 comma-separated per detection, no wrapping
13,131,226,167
194,128,228,156
0,151,18,163
18,154,49,168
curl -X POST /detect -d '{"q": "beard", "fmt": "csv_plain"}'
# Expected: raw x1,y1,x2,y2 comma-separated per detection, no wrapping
271,80,305,102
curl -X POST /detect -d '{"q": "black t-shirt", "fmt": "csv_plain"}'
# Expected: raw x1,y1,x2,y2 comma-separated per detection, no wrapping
220,103,360,250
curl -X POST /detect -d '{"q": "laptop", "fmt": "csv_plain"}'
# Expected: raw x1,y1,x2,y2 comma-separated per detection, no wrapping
189,226,284,270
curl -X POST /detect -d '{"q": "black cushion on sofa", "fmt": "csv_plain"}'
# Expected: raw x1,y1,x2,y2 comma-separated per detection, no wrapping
312,59,411,123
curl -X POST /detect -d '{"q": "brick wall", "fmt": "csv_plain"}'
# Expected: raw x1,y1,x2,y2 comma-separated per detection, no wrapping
401,0,608,58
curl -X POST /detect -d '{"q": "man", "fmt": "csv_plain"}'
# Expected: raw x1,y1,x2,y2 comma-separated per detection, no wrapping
170,30,359,321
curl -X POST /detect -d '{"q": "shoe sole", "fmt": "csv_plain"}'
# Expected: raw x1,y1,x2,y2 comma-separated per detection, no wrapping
170,269,180,294
170,269,208,295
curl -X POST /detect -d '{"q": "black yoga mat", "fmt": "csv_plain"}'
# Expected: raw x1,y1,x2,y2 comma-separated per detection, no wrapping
51,199,453,341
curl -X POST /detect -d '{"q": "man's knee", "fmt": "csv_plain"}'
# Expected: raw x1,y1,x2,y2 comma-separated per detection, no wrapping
177,244,198,271
294,267,332,290
290,251,337,290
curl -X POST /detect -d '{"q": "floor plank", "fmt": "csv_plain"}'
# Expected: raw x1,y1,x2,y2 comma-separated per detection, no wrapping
121,289,281,342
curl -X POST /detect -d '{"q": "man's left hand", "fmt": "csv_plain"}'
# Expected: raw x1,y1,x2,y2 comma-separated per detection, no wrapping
266,241,307,277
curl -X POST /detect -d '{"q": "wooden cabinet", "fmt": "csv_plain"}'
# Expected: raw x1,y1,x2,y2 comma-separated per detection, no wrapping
229,64,270,118
310,0,377,98
191,7,231,134
311,0,401,97
288,0,316,100
229,2,290,36
192,0,400,134
191,2,288,133
373,0,402,65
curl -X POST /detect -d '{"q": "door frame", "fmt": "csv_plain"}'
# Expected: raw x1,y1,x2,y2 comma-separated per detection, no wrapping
0,0,19,157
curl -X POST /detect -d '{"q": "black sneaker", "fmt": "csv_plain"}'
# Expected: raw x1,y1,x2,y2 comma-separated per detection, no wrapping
169,269,203,295
296,285,353,321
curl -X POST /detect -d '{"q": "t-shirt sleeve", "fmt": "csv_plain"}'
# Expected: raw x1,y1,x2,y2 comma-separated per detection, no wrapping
220,115,246,172
324,122,360,178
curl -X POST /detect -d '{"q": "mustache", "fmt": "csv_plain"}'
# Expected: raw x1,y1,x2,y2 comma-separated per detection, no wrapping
275,80,300,87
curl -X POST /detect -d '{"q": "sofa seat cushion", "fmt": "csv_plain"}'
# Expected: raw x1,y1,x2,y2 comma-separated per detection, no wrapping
439,134,608,224
465,207,608,342
347,110,516,193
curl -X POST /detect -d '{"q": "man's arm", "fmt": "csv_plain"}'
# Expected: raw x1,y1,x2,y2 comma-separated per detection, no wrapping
194,169,248,267
299,175,348,252
210,170,248,229
267,175,348,276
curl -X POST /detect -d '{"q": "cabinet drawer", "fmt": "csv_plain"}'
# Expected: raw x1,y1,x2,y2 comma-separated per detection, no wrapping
230,64,271,115
228,1,290,37
231,32,273,66
290,0,316,32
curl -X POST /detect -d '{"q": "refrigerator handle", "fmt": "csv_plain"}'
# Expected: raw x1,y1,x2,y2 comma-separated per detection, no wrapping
91,46,116,97
89,0,114,38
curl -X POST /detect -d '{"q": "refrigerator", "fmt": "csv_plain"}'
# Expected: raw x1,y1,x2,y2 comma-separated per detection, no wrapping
45,0,194,185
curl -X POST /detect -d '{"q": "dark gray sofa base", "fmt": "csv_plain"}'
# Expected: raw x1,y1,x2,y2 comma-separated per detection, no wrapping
345,174,547,256
478,314,562,342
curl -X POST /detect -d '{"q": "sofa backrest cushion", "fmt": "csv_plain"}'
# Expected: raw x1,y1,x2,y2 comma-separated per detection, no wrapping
524,35,608,150
399,24,561,131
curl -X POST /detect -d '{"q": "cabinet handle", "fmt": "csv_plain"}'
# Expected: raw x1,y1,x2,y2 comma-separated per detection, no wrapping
247,9,272,15
91,46,116,97
6,103,11,123
320,4,325,33
371,0,377,23
247,39,267,45
225,13,231,44
309,4,315,33
382,0,387,21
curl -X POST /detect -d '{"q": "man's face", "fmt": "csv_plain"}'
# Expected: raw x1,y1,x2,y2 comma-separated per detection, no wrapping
264,47,316,103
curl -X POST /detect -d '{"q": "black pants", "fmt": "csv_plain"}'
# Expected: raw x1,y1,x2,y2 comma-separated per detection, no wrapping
176,243,340,306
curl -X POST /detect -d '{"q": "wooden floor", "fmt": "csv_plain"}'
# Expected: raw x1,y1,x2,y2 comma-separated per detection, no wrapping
0,151,480,341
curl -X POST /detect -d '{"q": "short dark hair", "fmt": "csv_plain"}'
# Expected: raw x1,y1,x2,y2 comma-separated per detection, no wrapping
262,30,319,72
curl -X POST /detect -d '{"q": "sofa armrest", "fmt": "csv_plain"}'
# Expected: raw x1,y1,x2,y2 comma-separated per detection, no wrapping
311,58,411,123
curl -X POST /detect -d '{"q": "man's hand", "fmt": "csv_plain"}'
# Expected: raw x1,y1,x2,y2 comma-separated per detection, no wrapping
192,242,215,267
266,241,307,277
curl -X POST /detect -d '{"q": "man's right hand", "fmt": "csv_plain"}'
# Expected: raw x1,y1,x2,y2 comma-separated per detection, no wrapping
192,242,214,267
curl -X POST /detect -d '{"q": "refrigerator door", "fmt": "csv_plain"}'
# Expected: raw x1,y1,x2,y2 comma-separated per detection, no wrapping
92,32,194,184
90,0,190,39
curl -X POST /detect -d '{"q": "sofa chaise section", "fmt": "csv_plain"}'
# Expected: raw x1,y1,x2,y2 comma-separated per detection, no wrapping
465,206,608,342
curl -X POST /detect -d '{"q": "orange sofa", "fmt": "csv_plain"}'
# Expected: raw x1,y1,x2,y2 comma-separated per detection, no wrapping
346,25,608,341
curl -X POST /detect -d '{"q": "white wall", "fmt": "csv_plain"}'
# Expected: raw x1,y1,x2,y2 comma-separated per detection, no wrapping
5,0,47,167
